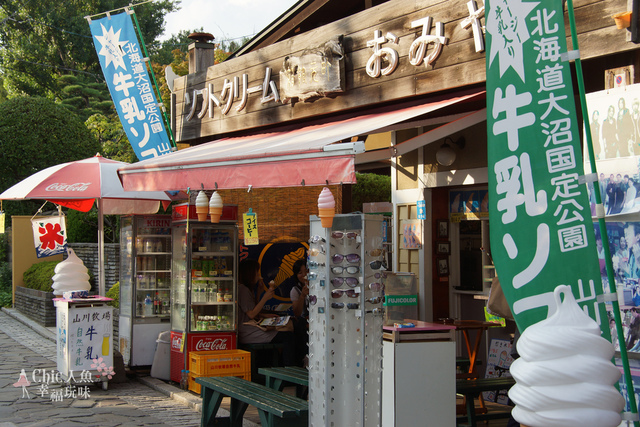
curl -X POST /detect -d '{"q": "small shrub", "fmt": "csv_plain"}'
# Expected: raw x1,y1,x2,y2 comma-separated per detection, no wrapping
0,261,11,293
0,290,12,307
23,261,60,292
106,281,119,308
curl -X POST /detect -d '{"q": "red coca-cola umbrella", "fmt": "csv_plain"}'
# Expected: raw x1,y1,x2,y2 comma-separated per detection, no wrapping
0,154,171,295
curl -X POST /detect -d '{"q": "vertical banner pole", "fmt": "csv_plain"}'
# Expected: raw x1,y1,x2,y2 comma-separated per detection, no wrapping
128,8,177,150
566,0,639,422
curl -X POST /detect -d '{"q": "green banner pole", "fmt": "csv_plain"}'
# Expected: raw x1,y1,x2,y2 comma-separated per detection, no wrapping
566,1,639,423
128,8,177,151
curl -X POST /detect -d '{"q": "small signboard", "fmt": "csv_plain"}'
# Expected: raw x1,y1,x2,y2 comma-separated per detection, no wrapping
243,210,259,246
417,200,426,220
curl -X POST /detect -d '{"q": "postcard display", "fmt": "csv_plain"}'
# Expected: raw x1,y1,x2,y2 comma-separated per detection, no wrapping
169,208,238,383
308,213,385,427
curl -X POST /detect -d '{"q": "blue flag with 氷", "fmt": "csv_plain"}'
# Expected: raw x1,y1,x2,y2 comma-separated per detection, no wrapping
485,0,609,337
89,12,171,161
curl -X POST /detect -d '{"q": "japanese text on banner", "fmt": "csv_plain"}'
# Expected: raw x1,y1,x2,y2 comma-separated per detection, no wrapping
485,0,608,335
243,212,259,245
89,12,171,161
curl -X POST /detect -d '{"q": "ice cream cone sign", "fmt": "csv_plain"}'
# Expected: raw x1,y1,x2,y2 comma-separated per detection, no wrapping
318,187,335,228
209,191,223,223
195,190,209,221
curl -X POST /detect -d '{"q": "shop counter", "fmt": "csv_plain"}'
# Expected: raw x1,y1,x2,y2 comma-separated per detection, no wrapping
382,320,456,427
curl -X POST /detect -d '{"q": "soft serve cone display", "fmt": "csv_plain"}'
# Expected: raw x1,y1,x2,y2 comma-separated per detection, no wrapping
209,191,223,223
508,285,624,427
51,248,91,296
317,187,335,228
195,190,209,221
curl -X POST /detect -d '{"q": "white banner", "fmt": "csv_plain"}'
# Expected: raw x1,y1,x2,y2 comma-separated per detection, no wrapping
32,216,67,258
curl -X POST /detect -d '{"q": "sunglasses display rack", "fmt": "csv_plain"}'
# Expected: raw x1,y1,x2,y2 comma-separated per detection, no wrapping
307,213,386,427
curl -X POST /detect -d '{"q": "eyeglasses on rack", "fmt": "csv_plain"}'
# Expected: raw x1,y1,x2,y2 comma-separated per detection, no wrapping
368,282,384,292
331,289,360,299
307,261,325,269
331,302,360,310
331,277,359,287
331,266,360,274
332,253,361,264
331,231,359,240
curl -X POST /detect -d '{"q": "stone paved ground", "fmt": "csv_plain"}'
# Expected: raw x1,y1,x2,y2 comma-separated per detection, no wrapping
0,311,202,426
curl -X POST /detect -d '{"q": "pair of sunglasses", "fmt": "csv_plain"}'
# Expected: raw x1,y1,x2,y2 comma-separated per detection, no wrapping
331,302,359,310
331,266,360,274
369,282,384,292
332,253,360,264
332,277,359,287
331,231,359,239
331,289,359,299
307,261,325,269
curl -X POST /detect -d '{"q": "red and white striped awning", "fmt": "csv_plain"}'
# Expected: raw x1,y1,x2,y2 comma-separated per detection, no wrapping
118,90,484,192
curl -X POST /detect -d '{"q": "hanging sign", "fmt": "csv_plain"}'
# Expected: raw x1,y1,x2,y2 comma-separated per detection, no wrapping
32,216,67,258
485,0,608,335
243,209,259,246
88,11,172,161
0,211,4,234
417,200,426,220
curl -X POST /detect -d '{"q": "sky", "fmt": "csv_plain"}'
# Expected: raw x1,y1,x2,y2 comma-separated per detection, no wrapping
159,0,299,43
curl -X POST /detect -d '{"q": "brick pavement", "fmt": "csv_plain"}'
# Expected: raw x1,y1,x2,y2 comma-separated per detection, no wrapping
0,310,203,426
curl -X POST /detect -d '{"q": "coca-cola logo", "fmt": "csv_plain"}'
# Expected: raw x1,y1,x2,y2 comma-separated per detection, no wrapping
171,336,182,349
45,182,91,192
195,338,228,351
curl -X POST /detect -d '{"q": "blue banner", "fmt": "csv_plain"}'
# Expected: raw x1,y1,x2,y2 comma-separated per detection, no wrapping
89,12,171,160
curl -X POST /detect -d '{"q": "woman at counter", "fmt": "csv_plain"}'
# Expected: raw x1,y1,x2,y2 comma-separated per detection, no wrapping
237,258,295,366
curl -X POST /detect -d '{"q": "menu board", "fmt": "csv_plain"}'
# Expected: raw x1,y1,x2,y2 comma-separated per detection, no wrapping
483,338,514,405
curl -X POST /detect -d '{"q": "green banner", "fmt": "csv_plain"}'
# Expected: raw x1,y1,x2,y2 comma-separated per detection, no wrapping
485,0,609,337
384,295,418,306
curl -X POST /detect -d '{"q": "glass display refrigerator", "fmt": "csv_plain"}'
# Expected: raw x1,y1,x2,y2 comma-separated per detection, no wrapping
169,203,239,383
119,215,172,367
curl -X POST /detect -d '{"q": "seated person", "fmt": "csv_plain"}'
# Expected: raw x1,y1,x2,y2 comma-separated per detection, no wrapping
237,258,295,366
288,259,309,366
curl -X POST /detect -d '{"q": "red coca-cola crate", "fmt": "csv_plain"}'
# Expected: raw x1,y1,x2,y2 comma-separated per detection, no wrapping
170,331,236,383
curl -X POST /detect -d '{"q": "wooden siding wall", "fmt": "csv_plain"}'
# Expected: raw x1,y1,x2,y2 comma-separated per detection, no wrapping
173,0,630,143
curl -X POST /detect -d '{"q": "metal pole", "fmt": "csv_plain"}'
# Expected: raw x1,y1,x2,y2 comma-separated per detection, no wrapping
566,1,639,423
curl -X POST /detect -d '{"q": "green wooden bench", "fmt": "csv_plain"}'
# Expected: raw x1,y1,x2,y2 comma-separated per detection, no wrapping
239,342,286,384
196,375,308,427
456,376,516,427
259,366,309,399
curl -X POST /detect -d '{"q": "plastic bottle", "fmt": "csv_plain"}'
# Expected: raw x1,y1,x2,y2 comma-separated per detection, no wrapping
154,292,160,314
144,295,153,316
180,370,189,390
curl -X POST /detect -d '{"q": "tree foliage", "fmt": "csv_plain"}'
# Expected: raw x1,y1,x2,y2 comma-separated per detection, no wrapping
85,113,136,163
0,0,179,99
352,172,391,212
0,97,101,218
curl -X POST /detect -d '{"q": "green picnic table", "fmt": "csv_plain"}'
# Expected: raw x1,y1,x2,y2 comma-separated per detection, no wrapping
196,375,308,427
258,366,309,399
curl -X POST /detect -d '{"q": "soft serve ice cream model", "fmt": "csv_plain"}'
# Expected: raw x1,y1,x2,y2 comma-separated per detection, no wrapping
317,187,335,228
508,285,624,427
195,190,209,221
51,248,91,296
209,191,223,223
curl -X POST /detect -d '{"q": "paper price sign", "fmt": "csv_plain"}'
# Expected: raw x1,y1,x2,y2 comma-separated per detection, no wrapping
243,211,259,246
